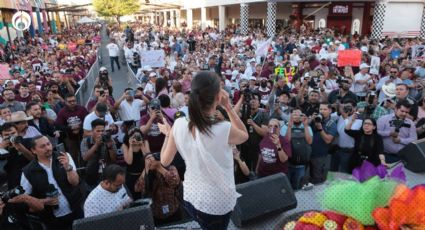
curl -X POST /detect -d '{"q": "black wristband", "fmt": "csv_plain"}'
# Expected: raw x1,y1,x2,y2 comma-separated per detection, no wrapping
317,129,323,132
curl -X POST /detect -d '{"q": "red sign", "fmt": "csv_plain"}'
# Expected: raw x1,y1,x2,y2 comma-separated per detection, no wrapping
337,50,362,67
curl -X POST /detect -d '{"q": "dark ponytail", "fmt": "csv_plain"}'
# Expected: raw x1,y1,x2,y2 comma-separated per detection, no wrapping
188,71,221,136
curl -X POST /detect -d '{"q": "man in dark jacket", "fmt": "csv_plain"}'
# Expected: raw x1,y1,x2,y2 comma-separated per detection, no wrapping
20,135,83,230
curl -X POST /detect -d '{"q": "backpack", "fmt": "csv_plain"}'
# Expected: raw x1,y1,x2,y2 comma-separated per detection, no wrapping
289,127,312,165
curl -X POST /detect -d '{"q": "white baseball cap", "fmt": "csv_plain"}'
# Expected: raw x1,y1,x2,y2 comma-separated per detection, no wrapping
359,63,370,69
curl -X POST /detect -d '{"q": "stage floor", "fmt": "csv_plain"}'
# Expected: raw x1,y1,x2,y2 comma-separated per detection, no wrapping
171,166,425,230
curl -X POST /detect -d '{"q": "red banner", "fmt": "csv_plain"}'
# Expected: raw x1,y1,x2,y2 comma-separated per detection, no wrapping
0,64,11,80
337,50,362,67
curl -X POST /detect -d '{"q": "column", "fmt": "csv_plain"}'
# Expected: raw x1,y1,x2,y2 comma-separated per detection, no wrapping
420,6,425,38
176,10,181,28
150,13,154,25
163,11,167,27
240,3,249,35
292,3,303,31
218,5,226,32
266,0,277,37
187,9,193,29
170,10,175,27
370,0,387,39
201,7,207,30
362,2,371,35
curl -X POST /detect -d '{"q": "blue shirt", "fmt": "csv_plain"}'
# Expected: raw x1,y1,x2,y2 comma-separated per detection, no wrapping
311,117,338,158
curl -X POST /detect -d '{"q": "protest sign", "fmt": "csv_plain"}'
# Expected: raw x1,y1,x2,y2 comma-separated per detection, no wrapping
141,50,165,68
369,56,380,75
412,45,425,60
337,50,361,67
0,64,11,80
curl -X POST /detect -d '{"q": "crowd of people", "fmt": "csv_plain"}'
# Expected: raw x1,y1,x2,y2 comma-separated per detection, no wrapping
0,19,424,229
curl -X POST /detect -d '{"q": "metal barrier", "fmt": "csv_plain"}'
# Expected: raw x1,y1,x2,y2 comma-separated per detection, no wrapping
75,55,100,107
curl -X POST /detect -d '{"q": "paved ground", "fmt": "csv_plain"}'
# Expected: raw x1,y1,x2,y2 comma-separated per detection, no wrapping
97,29,425,230
98,28,138,99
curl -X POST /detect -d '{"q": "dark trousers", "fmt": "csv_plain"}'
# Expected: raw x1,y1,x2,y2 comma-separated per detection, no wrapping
309,156,328,184
384,153,401,163
183,200,232,230
331,147,353,174
109,56,120,72
45,208,83,230
126,173,141,200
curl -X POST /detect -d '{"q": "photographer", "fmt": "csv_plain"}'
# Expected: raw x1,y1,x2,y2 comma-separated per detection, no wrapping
332,100,362,173
281,109,313,190
268,86,291,122
234,92,269,172
21,135,83,229
122,128,150,200
0,193,44,230
80,119,117,190
309,103,338,184
0,123,33,189
327,76,357,107
140,99,172,153
86,85,115,113
113,88,147,124
124,41,140,74
357,92,378,118
95,67,113,95
377,100,417,164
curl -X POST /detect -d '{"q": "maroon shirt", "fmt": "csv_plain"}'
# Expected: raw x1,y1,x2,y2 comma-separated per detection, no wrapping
139,114,172,153
15,94,32,104
257,134,292,177
55,105,88,138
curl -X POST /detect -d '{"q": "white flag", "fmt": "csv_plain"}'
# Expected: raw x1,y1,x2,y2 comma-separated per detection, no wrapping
255,37,273,58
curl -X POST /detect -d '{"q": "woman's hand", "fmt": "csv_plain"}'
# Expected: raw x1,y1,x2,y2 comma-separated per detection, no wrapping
140,140,150,154
158,117,171,137
219,89,232,111
270,134,280,147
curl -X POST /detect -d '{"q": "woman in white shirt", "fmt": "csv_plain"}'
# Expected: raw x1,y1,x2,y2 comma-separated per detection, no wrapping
158,71,248,230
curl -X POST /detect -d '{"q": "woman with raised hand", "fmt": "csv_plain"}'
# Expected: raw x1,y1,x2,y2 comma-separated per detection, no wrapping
158,71,248,230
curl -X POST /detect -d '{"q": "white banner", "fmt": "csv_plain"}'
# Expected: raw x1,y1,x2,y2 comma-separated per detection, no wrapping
412,45,425,60
141,50,165,68
255,37,273,58
369,55,380,75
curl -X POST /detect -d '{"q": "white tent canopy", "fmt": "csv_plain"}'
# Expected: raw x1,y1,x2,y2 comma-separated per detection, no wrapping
77,17,96,24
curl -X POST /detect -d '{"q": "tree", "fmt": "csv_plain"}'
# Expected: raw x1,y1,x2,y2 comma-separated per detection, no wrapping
93,0,139,24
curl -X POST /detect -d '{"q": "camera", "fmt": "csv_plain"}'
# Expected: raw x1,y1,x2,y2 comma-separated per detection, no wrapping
0,186,25,202
101,130,112,142
315,114,323,123
148,99,161,111
99,90,105,96
9,135,23,144
343,104,353,114
152,152,161,161
336,76,350,86
133,133,142,142
390,119,411,133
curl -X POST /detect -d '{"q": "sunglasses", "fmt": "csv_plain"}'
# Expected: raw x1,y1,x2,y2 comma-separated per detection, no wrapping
390,71,398,74
268,125,279,128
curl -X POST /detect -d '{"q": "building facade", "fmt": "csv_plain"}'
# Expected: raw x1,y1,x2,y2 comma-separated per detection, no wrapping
156,0,425,38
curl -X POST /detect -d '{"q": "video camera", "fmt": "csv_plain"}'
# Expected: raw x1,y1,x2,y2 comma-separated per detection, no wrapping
390,119,411,133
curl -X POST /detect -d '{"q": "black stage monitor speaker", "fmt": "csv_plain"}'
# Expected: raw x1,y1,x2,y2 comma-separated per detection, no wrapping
73,199,154,230
398,139,425,172
231,173,297,227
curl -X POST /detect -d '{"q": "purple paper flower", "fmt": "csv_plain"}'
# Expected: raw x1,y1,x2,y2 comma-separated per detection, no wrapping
352,161,406,183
